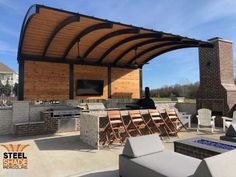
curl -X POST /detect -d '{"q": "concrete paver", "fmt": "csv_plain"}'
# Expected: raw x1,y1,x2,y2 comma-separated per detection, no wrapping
0,128,225,177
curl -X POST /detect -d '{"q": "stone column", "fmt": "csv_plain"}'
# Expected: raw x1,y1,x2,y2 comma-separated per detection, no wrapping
11,101,30,133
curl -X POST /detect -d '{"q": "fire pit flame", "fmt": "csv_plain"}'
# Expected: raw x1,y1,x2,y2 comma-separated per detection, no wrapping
194,139,236,150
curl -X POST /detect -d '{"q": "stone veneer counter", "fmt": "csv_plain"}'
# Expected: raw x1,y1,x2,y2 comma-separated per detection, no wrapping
80,112,105,149
80,110,150,149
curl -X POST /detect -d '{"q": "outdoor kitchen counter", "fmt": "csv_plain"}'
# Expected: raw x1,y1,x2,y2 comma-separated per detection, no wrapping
80,110,150,149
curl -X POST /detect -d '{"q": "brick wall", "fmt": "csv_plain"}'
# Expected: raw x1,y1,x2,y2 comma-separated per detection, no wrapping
11,101,68,134
14,112,58,136
197,38,236,115
219,41,234,84
0,101,80,136
15,122,46,136
14,111,80,136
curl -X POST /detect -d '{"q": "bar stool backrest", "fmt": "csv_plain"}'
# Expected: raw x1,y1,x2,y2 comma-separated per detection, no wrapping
129,110,143,121
149,109,161,118
107,111,122,123
166,108,178,119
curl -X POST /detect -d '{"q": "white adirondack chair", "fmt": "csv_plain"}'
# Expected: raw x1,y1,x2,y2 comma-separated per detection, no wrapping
197,108,216,133
222,111,236,132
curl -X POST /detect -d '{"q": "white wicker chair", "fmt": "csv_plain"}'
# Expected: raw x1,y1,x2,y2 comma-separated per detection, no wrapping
222,111,236,132
197,108,216,133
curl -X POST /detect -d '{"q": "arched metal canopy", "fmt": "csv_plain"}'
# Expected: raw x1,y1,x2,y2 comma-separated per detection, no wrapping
18,4,213,68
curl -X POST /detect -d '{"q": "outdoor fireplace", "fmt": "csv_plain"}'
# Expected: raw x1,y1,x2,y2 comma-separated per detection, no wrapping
197,38,236,116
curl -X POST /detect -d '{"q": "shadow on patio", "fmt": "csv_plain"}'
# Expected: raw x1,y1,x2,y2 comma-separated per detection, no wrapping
34,134,96,152
0,133,59,144
77,170,118,177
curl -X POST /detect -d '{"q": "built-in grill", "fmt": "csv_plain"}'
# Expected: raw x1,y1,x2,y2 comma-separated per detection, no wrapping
47,108,81,133
51,108,80,119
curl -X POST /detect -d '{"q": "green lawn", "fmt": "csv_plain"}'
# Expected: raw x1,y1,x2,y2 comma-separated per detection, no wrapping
151,97,196,103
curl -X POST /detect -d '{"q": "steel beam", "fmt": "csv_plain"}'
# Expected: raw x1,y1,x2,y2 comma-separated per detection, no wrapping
63,23,113,59
83,28,139,58
127,42,184,64
98,33,163,63
43,15,80,57
113,37,183,64
69,64,74,99
140,45,199,67
18,60,24,100
108,66,112,98
139,68,143,99
17,5,39,61
20,54,139,69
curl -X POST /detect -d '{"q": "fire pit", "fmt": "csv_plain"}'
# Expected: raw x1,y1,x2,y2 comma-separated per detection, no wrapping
174,137,236,159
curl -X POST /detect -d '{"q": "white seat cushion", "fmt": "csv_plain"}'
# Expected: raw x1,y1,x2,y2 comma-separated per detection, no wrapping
122,134,164,158
132,150,201,177
194,149,236,177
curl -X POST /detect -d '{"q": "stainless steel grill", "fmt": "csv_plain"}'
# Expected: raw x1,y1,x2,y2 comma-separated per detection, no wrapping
51,108,80,119
50,108,81,132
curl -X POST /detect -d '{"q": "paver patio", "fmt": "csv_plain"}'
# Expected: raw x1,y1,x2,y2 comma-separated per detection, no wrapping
0,128,224,177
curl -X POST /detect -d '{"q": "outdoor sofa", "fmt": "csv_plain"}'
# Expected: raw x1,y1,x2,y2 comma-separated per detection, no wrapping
119,134,236,177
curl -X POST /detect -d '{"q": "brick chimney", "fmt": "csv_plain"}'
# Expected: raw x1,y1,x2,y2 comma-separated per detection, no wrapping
197,37,236,115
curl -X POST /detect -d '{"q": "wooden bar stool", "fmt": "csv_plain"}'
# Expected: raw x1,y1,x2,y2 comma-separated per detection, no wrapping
127,110,153,136
166,108,187,132
103,111,130,146
147,109,171,138
165,108,187,136
99,117,110,146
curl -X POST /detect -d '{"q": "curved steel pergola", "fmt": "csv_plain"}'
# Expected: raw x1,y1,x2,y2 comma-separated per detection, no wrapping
18,4,213,69
17,4,214,101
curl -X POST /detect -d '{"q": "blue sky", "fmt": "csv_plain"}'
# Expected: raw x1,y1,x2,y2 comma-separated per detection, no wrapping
1,0,236,88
